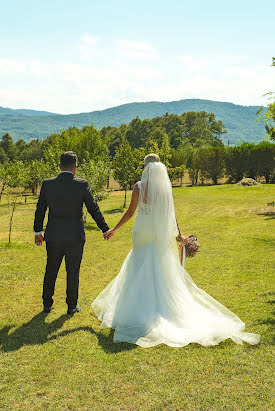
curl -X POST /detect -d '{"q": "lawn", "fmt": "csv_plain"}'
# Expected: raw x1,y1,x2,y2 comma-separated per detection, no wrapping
0,184,274,410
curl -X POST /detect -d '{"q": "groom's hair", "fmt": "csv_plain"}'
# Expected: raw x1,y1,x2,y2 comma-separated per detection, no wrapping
60,151,77,169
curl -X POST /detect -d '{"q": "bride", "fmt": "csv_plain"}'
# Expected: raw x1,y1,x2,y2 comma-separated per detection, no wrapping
92,154,260,348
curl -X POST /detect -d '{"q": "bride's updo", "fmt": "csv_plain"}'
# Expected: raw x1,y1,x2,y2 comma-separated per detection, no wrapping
144,153,160,166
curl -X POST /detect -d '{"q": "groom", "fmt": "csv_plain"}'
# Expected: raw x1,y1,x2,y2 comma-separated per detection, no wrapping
33,151,110,314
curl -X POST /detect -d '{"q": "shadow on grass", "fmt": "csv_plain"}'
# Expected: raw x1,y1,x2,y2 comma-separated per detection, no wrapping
257,211,275,220
104,207,124,215
260,291,275,305
0,313,135,354
250,237,275,246
84,222,100,231
49,326,136,354
0,312,69,352
257,291,275,345
257,317,275,345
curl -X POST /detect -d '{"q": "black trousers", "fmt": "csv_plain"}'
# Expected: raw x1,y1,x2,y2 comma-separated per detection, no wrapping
43,241,84,309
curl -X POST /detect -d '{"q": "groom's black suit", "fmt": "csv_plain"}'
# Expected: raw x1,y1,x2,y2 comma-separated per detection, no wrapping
34,172,109,309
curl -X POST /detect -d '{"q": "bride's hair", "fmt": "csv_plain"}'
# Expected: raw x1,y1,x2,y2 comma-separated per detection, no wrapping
144,153,160,166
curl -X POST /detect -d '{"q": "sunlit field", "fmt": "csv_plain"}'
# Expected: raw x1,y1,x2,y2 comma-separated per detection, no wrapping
0,184,274,410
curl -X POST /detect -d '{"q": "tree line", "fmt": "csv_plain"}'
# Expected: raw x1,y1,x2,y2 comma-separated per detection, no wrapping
0,110,274,243
0,110,274,203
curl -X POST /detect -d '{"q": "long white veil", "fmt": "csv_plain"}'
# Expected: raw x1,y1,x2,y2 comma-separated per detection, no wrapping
139,162,178,244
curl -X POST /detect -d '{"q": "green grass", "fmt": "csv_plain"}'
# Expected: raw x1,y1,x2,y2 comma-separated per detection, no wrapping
0,184,274,410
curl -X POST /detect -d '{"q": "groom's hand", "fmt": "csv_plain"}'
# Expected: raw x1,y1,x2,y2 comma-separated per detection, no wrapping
35,234,44,246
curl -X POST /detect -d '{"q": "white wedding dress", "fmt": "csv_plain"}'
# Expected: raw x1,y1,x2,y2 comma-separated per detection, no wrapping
92,162,260,348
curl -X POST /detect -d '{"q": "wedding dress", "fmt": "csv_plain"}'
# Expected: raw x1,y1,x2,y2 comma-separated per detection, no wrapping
92,162,260,348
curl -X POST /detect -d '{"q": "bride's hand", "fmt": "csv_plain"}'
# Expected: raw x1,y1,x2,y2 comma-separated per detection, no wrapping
176,234,188,245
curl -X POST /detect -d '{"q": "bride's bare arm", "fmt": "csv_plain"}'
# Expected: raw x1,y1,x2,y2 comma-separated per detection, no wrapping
176,219,188,245
107,183,139,237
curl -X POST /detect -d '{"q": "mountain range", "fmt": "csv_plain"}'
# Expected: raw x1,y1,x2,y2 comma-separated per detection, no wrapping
0,99,266,145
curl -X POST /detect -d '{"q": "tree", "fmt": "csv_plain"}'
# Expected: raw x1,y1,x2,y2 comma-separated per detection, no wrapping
77,158,110,222
77,159,110,202
18,139,42,161
199,146,225,185
15,139,27,154
257,57,275,141
170,147,189,185
168,165,186,186
257,95,275,141
180,111,225,148
196,147,210,184
23,160,51,200
225,145,249,182
113,140,140,207
148,127,167,148
186,146,222,185
161,113,186,149
0,163,8,201
74,126,108,162
0,133,17,161
132,148,146,184
101,125,125,159
4,161,24,244
253,142,275,183
144,138,159,155
0,147,8,164
125,118,152,149
42,144,62,176
170,148,188,168
187,148,200,185
224,142,275,183
41,125,108,163
159,133,171,167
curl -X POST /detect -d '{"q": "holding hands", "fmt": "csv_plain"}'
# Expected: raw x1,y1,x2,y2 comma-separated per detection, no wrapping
103,228,116,240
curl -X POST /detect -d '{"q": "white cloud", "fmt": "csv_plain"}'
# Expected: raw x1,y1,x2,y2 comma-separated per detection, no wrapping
0,58,26,73
172,55,275,107
113,60,162,81
0,37,274,114
118,40,157,60
80,33,100,59
177,55,215,70
29,60,51,77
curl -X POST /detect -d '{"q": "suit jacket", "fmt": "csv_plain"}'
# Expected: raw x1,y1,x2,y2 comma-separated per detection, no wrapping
34,172,109,243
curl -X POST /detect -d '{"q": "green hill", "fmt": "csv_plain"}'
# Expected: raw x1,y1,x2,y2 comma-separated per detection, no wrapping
0,106,55,116
0,99,266,145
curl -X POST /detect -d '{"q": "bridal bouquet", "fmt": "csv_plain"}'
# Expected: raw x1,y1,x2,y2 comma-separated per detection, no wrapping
176,234,200,263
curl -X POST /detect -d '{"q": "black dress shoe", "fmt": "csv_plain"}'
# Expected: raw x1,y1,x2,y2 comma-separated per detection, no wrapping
43,306,52,313
67,306,81,315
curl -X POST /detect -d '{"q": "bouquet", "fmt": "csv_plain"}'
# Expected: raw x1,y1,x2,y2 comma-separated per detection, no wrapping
176,234,200,264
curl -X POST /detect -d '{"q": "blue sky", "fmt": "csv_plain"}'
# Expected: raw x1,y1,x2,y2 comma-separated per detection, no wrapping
0,0,274,113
